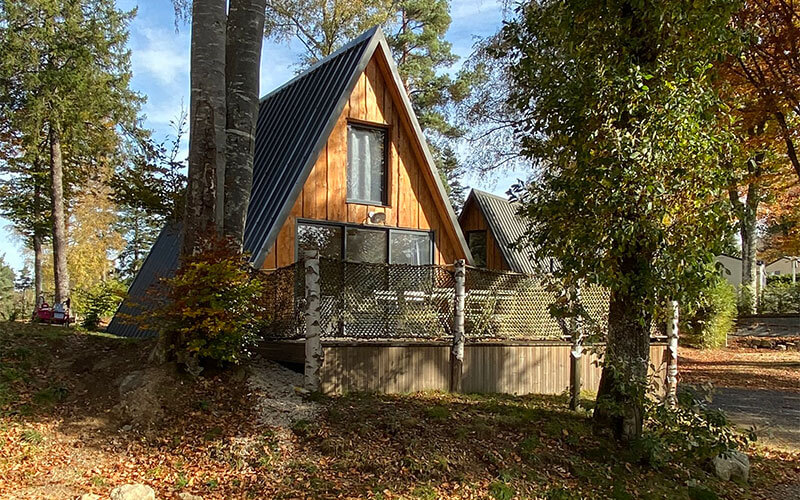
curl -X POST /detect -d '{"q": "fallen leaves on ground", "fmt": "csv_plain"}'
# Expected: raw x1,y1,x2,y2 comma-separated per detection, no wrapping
0,322,798,499
680,336,800,392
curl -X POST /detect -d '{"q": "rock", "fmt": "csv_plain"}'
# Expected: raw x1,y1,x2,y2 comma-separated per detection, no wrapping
115,364,179,428
79,494,101,500
110,483,156,500
177,493,204,500
712,450,750,482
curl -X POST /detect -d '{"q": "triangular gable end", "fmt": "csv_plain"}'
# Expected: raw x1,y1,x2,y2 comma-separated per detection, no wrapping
247,26,472,268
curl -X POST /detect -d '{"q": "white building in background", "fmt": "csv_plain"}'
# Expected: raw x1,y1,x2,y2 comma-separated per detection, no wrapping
766,256,798,282
716,254,744,287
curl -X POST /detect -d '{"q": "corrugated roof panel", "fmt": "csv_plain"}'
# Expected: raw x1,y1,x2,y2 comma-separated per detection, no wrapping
466,189,552,275
106,222,181,338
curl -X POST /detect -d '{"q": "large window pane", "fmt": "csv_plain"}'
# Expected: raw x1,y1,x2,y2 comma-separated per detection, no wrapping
297,223,343,259
390,231,432,265
467,231,487,267
347,125,386,204
346,227,387,263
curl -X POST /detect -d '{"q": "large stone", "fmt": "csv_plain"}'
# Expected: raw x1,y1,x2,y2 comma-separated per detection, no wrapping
712,450,750,482
110,483,156,500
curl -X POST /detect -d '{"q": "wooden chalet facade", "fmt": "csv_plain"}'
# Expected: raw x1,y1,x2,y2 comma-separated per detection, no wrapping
108,27,471,338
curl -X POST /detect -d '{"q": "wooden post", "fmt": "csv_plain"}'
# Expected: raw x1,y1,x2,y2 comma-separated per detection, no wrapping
304,250,322,392
755,262,765,312
665,300,679,406
569,286,583,410
451,259,466,392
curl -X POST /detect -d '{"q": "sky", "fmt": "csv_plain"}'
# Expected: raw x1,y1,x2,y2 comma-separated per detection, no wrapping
0,0,521,273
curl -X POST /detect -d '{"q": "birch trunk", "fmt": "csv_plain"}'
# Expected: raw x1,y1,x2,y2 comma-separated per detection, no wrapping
49,123,70,303
223,0,266,248
183,0,227,256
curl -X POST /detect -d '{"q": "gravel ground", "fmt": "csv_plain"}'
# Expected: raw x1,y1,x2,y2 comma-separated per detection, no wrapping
247,359,319,428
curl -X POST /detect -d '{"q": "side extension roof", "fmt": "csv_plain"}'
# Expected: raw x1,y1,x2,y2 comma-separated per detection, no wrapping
460,189,551,275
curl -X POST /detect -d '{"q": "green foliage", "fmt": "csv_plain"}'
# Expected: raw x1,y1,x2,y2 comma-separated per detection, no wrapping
488,480,515,500
77,279,127,330
0,256,14,320
760,281,800,314
682,278,737,349
144,242,266,364
504,0,739,308
641,387,752,466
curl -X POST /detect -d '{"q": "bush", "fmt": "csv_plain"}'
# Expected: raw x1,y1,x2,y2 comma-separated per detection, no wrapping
640,386,752,466
78,279,127,330
144,242,266,365
760,282,800,314
681,278,736,349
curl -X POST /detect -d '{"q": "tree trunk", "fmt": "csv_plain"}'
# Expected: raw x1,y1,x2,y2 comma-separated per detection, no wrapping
223,0,266,248
740,182,759,314
594,257,651,442
183,0,227,256
33,233,43,304
33,171,44,304
49,123,70,304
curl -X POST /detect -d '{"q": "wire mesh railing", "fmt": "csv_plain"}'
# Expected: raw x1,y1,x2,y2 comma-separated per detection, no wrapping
257,258,664,342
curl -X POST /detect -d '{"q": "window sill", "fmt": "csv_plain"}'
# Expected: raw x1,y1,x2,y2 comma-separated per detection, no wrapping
346,200,391,208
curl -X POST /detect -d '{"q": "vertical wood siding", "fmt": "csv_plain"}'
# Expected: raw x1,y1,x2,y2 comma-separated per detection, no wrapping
260,53,464,268
315,342,668,395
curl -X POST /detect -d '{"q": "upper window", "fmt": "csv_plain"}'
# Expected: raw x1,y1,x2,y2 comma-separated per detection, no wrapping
347,123,387,204
467,230,487,268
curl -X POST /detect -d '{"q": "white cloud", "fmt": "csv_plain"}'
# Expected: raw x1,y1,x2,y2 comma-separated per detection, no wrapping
130,27,190,87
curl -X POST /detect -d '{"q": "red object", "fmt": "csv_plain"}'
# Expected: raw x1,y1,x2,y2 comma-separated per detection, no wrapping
33,300,71,326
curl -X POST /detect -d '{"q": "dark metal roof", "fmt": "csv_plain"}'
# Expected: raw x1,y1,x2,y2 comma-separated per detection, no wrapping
461,189,552,275
106,222,181,338
243,27,379,265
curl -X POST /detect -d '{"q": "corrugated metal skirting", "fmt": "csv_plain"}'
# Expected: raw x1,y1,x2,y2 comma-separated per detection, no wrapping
315,342,667,395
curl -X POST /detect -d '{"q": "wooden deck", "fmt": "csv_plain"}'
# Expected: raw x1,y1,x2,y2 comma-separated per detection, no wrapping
259,340,668,396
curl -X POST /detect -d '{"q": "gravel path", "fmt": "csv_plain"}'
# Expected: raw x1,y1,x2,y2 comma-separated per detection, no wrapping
709,387,800,451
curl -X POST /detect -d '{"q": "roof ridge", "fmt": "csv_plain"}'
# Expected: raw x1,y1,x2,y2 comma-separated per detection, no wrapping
259,26,381,102
471,188,514,203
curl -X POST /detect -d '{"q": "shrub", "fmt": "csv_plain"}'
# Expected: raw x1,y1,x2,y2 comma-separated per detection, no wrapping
78,279,127,330
640,385,752,466
760,281,800,314
681,278,736,349
143,242,266,365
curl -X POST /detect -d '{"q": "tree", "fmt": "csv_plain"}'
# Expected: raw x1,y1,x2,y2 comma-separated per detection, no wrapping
113,113,188,280
503,0,738,441
717,0,800,310
0,255,15,320
263,0,482,209
14,265,33,317
181,0,267,255
0,0,141,303
724,0,800,182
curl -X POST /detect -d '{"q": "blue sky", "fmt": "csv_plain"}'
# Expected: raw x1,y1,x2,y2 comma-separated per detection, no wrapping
0,0,521,273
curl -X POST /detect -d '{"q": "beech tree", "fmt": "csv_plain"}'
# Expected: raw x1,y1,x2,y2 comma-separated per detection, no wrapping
503,0,738,441
180,0,266,256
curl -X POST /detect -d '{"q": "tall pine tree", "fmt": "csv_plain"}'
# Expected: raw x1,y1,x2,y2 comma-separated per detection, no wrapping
0,0,141,303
